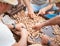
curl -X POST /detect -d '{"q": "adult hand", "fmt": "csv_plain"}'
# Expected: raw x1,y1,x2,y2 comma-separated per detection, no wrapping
20,28,28,37
41,34,50,45
15,23,28,37
15,23,26,31
28,9,35,19
32,23,44,31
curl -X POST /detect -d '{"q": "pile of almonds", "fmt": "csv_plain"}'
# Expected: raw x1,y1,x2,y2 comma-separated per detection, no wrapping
12,10,46,44
10,10,60,45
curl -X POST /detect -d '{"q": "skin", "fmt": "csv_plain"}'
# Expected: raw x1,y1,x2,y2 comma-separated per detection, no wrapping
32,15,60,30
6,23,28,46
23,0,54,18
7,23,58,46
6,22,58,46
23,0,35,19
0,1,58,46
12,27,28,46
41,34,58,46
38,3,54,15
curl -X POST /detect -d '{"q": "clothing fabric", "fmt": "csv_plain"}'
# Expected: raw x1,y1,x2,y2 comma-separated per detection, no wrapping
30,0,58,12
30,3,48,12
0,0,18,5
31,0,55,5
0,22,15,46
31,3,59,12
31,0,48,5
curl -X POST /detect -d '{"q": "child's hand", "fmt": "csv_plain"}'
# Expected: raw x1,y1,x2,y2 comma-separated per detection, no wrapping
38,8,46,15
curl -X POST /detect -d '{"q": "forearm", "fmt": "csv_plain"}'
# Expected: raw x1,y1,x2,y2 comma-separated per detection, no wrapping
23,0,33,11
40,16,60,27
16,29,28,46
13,35,27,46
45,0,55,11
18,36,27,46
6,24,14,30
44,3,54,11
13,28,28,46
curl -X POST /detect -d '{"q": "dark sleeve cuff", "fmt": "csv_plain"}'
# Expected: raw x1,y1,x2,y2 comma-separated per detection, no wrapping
12,23,16,29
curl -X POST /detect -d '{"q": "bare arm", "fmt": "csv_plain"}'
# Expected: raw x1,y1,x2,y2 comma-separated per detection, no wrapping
33,16,60,30
23,0,35,19
23,0,33,11
6,23,28,46
41,16,60,27
43,3,54,11
38,0,55,15
13,28,28,46
12,34,27,46
43,0,54,11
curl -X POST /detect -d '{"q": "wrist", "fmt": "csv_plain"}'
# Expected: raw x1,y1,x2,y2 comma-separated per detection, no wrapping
41,21,49,27
39,23,45,28
6,24,14,29
15,24,21,30
21,33,28,38
10,25,14,29
21,34,28,39
28,7,33,12
21,32,28,38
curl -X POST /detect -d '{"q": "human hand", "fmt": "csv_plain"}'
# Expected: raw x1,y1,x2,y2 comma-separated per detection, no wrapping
41,34,50,45
32,23,44,31
15,23,28,37
20,28,28,37
28,10,35,19
38,8,47,15
15,23,26,31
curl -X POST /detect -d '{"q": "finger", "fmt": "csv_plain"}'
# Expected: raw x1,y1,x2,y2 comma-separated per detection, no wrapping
37,10,41,16
43,11,45,15
31,14,34,19
20,23,26,28
28,14,33,19
38,11,44,16
32,24,37,28
32,26,36,29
